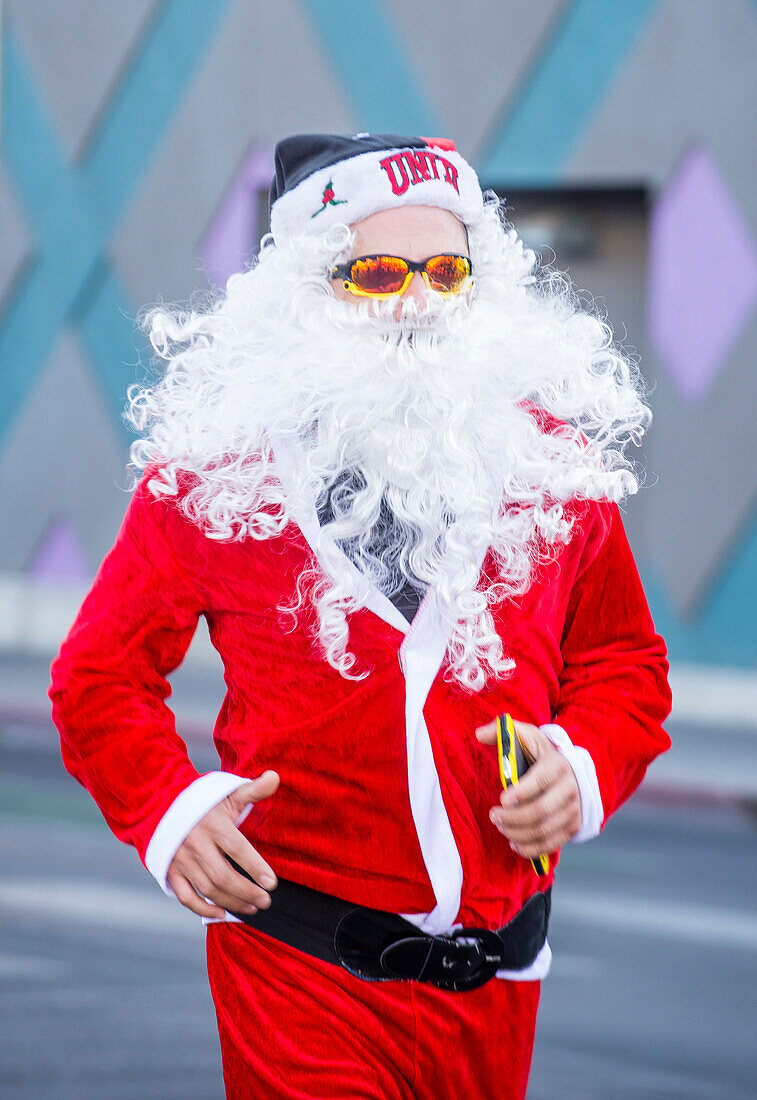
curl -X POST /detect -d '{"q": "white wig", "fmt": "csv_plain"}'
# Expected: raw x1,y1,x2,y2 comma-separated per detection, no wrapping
128,195,650,691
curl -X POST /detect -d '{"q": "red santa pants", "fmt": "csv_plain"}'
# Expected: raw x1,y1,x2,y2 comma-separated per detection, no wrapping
206,922,540,1100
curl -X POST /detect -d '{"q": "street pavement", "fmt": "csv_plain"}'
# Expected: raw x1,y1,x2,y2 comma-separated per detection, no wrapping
1,651,756,1097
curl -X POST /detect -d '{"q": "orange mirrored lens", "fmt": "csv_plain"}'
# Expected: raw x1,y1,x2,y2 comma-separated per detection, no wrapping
424,254,471,293
351,256,410,294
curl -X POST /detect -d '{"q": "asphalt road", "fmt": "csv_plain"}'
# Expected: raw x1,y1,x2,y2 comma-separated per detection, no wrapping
1,719,755,1099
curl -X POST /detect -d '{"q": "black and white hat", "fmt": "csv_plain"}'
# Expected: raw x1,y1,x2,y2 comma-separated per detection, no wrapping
268,133,484,243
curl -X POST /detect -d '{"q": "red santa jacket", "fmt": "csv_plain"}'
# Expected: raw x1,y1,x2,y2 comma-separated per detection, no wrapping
49,463,671,933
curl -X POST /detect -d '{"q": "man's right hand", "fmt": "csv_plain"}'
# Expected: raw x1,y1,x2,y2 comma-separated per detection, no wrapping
167,770,280,919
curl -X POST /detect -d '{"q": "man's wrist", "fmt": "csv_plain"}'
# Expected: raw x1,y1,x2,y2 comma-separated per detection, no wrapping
539,723,604,842
145,771,254,895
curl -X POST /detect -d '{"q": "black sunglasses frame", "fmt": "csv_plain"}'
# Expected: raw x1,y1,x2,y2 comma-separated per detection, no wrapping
330,253,473,295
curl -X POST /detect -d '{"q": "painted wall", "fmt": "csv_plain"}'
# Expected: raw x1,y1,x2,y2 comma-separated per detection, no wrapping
1,0,755,667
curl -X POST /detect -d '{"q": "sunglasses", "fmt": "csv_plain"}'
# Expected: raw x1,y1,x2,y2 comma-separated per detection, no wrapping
331,253,473,298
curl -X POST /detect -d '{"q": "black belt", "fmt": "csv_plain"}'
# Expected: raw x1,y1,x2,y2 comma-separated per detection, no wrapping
225,860,551,993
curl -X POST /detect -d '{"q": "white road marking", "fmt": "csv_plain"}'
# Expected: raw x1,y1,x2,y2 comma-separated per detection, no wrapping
668,664,757,730
557,889,757,950
0,880,203,937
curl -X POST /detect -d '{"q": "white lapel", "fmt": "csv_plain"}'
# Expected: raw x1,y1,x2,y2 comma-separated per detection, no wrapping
270,433,488,933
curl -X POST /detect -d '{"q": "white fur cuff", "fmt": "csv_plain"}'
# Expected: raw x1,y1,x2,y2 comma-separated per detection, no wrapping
539,723,605,842
145,771,253,896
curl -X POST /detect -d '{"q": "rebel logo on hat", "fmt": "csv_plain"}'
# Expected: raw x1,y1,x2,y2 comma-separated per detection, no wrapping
312,180,348,218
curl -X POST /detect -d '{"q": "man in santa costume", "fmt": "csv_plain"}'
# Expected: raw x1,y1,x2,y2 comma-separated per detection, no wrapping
49,133,671,1099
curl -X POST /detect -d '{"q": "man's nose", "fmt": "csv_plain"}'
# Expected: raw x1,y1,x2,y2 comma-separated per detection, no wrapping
389,271,426,321
402,271,427,304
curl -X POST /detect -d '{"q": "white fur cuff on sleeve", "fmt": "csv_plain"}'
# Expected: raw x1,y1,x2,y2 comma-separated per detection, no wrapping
539,724,604,842
145,772,253,896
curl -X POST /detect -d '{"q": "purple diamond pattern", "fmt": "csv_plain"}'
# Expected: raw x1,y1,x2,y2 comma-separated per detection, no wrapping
647,145,757,402
200,145,274,288
28,517,91,580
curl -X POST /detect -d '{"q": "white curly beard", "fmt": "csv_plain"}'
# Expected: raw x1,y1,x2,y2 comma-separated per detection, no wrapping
129,205,650,690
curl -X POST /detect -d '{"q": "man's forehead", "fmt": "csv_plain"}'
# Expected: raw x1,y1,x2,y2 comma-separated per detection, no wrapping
349,206,469,257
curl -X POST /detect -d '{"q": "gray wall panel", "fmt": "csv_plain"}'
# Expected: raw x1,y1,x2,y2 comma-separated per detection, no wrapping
6,0,160,161
382,0,564,158
0,330,128,571
0,163,31,311
565,0,757,228
110,0,357,307
561,0,757,616
638,309,757,616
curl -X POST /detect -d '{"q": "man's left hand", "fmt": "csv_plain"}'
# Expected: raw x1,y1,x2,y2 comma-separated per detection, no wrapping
475,719,582,858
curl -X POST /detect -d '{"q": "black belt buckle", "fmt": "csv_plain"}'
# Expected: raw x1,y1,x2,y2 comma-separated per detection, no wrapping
381,926,505,991
334,906,506,992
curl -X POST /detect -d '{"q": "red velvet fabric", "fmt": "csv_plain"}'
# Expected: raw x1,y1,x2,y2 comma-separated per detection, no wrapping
206,923,540,1099
49,456,671,1096
49,468,671,928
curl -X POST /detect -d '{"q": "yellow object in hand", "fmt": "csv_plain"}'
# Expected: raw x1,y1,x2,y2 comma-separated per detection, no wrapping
496,713,550,877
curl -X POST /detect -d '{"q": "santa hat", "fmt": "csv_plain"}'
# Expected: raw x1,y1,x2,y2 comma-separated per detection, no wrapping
268,133,484,244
